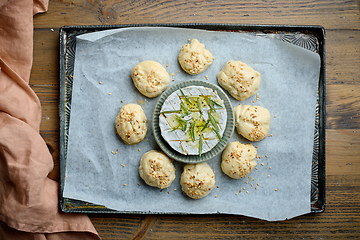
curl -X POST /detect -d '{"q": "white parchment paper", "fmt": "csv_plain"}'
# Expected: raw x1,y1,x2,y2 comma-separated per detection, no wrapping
63,27,320,221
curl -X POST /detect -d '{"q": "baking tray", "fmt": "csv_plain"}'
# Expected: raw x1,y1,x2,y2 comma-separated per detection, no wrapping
59,24,326,215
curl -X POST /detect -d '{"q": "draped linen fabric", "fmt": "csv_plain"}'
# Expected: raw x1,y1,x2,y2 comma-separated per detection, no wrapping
0,0,100,239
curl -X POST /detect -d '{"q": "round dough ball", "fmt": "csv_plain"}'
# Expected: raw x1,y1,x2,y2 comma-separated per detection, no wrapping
139,150,176,189
115,103,147,145
180,162,215,199
178,39,213,75
234,104,270,142
130,60,170,98
221,141,257,179
217,60,261,101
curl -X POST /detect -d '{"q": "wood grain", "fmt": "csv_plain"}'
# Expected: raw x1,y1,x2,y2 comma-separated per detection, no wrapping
30,0,360,239
33,0,360,29
326,129,360,176
326,85,360,129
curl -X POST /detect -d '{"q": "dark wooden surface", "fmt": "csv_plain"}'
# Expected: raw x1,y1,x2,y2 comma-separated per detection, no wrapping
32,0,360,239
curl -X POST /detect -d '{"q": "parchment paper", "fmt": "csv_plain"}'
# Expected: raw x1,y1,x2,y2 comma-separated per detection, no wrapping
63,27,320,221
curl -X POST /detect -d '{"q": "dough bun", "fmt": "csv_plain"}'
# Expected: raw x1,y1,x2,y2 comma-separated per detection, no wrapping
234,104,270,142
178,39,213,75
115,103,147,145
180,162,215,199
139,150,176,189
217,60,261,101
131,60,170,98
221,141,257,179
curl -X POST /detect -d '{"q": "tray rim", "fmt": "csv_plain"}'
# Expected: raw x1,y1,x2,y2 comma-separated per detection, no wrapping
59,23,326,216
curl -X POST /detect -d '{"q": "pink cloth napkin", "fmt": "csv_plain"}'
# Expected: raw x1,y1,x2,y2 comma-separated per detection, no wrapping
0,0,100,239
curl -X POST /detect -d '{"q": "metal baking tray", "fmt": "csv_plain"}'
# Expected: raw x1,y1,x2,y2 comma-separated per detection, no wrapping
59,24,325,214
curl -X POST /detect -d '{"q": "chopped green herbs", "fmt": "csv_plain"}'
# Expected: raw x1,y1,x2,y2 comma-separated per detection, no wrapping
175,115,188,132
201,119,210,131
208,111,219,133
165,88,224,156
197,97,202,113
211,99,223,108
180,102,190,115
169,124,181,132
190,122,196,142
212,127,222,141
160,110,180,114
208,97,215,112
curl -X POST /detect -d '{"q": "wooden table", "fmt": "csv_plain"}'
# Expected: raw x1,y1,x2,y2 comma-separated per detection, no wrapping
32,1,360,238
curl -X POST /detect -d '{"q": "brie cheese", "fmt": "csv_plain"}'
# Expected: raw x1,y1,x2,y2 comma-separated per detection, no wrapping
159,86,227,155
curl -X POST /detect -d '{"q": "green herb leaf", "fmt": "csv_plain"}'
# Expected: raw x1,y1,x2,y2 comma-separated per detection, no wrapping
169,124,181,132
190,122,195,142
201,119,210,132
175,115,185,131
180,89,191,104
211,99,223,108
182,121,187,131
208,98,216,112
160,110,180,114
197,97,202,113
180,102,190,115
179,113,189,118
212,127,222,141
208,112,219,133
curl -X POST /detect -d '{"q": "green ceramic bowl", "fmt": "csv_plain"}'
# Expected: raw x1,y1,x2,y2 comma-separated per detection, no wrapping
152,79,234,163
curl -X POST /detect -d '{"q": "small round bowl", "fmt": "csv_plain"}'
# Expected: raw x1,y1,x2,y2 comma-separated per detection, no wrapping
152,79,234,163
